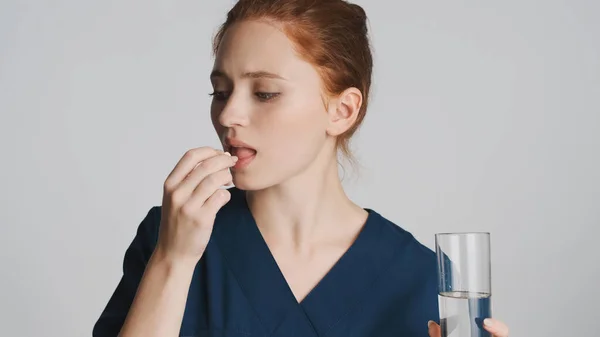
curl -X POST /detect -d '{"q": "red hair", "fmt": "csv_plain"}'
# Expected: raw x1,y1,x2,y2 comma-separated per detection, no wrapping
212,0,373,166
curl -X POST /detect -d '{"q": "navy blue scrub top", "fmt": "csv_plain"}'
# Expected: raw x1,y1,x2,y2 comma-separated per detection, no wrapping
93,188,439,336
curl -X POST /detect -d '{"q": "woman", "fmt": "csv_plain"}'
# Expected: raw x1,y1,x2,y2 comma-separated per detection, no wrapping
93,0,509,336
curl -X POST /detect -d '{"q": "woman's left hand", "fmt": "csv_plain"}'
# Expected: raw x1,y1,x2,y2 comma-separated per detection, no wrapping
428,318,509,337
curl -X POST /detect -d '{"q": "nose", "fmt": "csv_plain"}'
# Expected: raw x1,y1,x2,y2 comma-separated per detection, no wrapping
217,94,249,128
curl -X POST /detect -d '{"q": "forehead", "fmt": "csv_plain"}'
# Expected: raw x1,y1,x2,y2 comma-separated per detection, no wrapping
213,20,316,81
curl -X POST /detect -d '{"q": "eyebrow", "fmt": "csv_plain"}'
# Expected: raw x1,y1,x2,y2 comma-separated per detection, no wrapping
210,70,287,81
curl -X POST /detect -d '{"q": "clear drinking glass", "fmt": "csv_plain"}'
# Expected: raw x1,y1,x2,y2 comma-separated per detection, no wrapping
435,232,492,337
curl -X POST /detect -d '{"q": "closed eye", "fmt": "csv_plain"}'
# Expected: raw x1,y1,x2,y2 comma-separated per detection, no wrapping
255,92,280,102
209,91,230,101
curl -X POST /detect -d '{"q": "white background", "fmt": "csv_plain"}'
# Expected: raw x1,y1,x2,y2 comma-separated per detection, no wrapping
1,0,598,336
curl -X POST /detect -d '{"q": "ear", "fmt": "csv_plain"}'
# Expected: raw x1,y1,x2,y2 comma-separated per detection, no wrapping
326,87,363,137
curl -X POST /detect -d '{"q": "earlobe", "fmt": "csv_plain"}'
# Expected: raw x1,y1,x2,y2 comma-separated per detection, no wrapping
326,88,363,136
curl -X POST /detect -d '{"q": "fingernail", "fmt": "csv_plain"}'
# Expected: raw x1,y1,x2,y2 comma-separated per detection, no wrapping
231,156,238,162
484,318,493,327
428,321,434,329
224,152,231,156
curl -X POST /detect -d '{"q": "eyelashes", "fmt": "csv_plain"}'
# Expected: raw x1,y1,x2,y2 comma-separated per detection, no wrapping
209,91,280,103
208,91,229,101
255,92,279,101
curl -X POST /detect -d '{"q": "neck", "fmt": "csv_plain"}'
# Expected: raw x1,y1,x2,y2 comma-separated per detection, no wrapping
246,151,363,251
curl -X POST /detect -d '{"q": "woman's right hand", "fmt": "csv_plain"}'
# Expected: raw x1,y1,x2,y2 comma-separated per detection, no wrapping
154,147,238,265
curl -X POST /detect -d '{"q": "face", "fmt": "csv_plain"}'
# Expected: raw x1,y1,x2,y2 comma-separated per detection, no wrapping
210,20,333,191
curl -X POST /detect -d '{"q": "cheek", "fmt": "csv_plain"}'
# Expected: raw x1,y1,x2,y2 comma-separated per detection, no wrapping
258,101,326,160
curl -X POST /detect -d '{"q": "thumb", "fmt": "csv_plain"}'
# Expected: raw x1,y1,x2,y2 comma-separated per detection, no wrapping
428,321,441,337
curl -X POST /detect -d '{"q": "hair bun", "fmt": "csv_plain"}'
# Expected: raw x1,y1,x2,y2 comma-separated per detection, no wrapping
348,3,368,35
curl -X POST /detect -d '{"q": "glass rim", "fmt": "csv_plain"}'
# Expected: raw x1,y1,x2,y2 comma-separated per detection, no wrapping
435,231,490,237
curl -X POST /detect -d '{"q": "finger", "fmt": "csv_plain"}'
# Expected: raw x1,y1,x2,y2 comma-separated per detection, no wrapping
442,315,459,335
180,188,230,227
201,188,231,215
178,153,237,198
219,152,235,187
200,151,234,186
164,147,221,190
428,321,441,337
483,318,509,337
187,168,234,207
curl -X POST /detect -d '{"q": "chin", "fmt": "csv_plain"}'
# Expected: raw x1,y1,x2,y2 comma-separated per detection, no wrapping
231,170,285,192
230,174,266,191
231,157,308,191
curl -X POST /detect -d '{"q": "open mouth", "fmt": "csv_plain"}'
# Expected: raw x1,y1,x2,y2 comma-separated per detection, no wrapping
225,138,257,170
230,146,256,159
230,146,256,170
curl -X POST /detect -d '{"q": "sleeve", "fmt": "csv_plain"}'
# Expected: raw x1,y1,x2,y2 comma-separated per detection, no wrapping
405,245,441,336
92,206,161,337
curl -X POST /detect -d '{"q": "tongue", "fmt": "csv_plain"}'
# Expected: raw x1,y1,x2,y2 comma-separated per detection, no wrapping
233,147,256,159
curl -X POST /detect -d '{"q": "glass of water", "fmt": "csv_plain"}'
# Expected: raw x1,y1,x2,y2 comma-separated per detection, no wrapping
435,232,492,337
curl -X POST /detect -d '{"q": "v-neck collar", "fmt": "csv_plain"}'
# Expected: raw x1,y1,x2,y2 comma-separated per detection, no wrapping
212,188,398,336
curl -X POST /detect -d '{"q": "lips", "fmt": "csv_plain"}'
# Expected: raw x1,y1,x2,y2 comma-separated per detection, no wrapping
230,146,256,159
230,147,256,170
225,137,257,170
225,137,254,152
